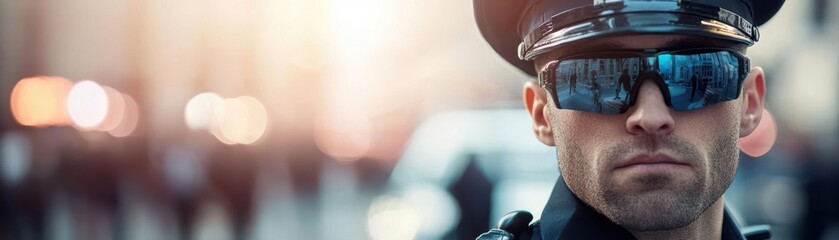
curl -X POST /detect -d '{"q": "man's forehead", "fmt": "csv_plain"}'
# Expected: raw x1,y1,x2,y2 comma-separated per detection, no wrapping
534,34,746,63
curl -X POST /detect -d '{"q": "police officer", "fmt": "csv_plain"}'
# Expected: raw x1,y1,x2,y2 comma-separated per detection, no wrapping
473,0,784,239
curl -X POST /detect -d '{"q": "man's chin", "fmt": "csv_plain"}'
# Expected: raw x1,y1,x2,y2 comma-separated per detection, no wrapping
602,190,705,231
611,171,698,195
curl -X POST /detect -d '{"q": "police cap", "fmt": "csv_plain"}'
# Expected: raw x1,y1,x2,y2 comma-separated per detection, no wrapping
474,0,785,76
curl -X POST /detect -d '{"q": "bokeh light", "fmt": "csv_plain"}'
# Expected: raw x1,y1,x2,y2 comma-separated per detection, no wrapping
740,109,778,157
108,93,139,137
97,86,127,132
9,76,73,127
368,196,420,240
185,92,223,130
210,123,237,145
401,184,459,239
188,93,269,145
368,184,459,240
234,96,268,145
215,96,269,145
216,97,249,144
67,80,110,130
314,116,372,164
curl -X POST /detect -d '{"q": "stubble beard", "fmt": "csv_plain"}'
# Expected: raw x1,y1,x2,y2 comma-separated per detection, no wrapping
557,132,739,232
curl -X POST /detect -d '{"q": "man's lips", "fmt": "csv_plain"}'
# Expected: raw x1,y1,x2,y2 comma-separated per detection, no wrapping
614,153,689,169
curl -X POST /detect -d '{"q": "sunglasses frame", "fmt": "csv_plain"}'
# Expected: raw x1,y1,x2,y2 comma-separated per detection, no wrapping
537,47,750,114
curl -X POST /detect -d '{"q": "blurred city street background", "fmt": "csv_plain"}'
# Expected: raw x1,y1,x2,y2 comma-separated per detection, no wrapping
1,0,838,239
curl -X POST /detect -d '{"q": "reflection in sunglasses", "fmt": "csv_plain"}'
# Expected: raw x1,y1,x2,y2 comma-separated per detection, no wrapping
550,50,744,114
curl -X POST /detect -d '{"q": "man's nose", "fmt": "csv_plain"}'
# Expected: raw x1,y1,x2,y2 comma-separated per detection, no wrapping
625,80,675,136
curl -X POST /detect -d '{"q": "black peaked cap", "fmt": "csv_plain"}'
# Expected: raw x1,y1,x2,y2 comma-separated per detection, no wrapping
474,0,786,76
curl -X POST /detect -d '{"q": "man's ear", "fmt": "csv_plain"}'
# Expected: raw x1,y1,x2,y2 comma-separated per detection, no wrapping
523,81,555,146
739,67,766,138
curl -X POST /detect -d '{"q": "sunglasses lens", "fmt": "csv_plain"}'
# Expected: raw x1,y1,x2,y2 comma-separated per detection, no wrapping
659,50,743,111
555,56,641,114
551,50,744,114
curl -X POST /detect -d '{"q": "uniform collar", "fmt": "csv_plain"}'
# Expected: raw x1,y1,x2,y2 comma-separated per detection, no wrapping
539,177,746,240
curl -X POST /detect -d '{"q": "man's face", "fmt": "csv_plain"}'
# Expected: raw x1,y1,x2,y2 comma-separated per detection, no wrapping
528,35,759,231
